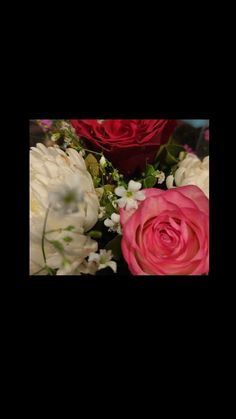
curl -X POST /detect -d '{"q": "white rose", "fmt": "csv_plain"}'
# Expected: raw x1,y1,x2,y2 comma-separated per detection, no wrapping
30,143,99,275
166,153,209,198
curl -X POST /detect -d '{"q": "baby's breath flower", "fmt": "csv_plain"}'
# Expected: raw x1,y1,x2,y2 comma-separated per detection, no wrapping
104,213,122,234
88,249,117,273
155,171,165,184
99,155,107,168
115,180,145,211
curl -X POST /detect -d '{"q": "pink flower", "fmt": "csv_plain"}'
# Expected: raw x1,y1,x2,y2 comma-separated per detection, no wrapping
120,186,209,275
183,144,193,153
37,119,53,131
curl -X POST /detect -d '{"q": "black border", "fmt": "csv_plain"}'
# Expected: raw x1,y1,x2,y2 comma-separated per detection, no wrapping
13,90,223,299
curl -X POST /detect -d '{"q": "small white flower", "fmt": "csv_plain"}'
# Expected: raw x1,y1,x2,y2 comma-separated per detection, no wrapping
88,249,117,273
155,171,165,184
97,120,105,124
115,180,145,211
99,155,107,168
104,213,122,234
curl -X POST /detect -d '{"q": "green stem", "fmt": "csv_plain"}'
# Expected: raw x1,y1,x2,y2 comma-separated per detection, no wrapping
82,148,103,156
41,205,51,264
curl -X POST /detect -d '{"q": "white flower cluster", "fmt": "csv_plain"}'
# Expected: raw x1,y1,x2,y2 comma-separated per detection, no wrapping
166,153,209,198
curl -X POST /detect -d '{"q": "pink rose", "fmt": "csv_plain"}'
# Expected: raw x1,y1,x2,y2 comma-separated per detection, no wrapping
120,185,209,275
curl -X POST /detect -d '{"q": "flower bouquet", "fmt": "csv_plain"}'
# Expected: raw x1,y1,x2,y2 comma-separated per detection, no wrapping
30,119,209,276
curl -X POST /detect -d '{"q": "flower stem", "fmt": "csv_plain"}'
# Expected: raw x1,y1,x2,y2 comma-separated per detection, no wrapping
81,148,103,156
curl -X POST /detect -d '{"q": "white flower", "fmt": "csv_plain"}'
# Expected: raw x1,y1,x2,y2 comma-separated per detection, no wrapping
88,249,117,273
166,174,174,189
166,153,209,198
115,180,145,211
97,120,105,124
155,171,165,184
99,155,107,168
104,213,122,234
30,143,99,275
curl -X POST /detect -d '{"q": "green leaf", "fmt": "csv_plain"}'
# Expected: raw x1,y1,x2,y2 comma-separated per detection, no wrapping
85,153,100,177
93,177,101,187
143,176,157,188
145,164,155,176
155,144,167,161
166,150,179,165
87,230,102,239
105,201,115,217
166,144,185,159
105,235,122,261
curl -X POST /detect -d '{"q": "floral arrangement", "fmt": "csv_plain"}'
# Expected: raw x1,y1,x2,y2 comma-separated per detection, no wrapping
30,119,209,276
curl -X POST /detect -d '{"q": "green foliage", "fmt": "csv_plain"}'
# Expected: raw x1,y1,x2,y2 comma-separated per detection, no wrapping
143,176,157,188
85,153,100,177
104,184,115,193
145,164,155,176
87,230,103,239
93,176,101,187
154,142,185,170
166,144,184,165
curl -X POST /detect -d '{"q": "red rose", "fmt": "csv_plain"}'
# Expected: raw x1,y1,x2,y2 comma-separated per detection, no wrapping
71,119,177,175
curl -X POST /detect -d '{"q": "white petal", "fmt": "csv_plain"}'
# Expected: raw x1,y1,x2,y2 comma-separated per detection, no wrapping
107,261,117,273
134,191,145,201
174,167,186,186
126,198,138,211
104,218,114,228
115,186,126,197
111,213,120,223
166,175,174,189
128,180,142,192
117,197,127,208
88,252,100,263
